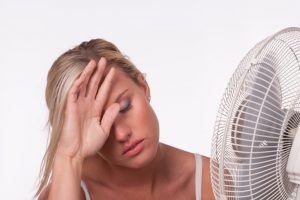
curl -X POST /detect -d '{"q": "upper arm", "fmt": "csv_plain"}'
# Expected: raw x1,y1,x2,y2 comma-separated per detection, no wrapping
201,156,216,200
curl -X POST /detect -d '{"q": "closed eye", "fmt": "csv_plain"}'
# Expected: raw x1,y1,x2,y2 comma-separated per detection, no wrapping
119,98,132,113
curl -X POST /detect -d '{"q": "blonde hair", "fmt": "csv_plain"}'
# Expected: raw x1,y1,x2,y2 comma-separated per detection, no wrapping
35,39,141,197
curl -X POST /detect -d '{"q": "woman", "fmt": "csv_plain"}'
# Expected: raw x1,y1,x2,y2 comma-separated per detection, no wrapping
36,39,215,200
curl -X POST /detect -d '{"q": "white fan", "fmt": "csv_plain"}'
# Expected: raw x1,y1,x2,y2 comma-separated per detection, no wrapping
211,27,300,200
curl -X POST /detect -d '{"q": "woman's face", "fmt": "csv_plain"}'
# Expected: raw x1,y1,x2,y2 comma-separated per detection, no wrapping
98,67,159,169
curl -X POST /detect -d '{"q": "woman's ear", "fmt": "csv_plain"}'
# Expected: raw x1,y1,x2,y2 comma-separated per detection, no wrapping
137,73,151,101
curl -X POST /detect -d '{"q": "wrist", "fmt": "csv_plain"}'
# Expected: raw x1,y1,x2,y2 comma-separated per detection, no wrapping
53,152,84,176
55,144,85,164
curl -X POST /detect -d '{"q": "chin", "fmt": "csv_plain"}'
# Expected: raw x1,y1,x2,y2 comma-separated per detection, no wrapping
122,142,159,169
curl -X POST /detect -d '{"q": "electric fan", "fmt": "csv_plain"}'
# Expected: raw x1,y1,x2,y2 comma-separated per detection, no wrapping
211,27,300,200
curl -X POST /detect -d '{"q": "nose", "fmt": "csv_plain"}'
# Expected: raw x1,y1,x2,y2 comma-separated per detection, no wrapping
112,123,132,142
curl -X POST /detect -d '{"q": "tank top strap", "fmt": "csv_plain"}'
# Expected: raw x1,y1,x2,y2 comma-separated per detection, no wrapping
194,153,202,200
81,180,91,200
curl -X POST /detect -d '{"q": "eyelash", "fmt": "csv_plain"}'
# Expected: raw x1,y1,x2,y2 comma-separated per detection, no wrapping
119,98,132,113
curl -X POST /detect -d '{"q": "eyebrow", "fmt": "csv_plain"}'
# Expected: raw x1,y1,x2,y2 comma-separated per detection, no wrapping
115,89,129,102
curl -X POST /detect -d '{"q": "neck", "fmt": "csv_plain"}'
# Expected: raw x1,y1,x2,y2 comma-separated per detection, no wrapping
112,144,165,187
92,143,167,191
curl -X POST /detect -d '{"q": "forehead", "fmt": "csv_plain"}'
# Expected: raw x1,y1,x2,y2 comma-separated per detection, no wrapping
104,67,136,105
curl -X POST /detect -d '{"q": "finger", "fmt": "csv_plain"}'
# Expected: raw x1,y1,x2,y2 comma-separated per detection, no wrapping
67,73,86,104
101,103,120,134
86,57,106,99
79,60,97,97
94,67,116,115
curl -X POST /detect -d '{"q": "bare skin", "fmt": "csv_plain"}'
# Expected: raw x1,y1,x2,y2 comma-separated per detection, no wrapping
39,58,215,200
81,144,214,200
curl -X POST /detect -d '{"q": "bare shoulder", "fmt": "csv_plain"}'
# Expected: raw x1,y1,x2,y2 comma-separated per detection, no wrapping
201,155,216,200
160,143,195,173
37,183,86,200
161,144,215,199
160,143,194,159
159,143,194,175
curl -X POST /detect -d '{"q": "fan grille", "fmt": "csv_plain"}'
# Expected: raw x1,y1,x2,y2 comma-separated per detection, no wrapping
211,28,300,200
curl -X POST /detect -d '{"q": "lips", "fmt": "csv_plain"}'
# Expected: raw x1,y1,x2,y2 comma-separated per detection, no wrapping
122,139,144,155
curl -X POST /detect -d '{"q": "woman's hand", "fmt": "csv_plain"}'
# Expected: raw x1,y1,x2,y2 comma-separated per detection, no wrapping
57,58,120,161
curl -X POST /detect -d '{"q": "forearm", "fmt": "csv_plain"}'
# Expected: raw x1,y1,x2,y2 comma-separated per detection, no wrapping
48,154,83,200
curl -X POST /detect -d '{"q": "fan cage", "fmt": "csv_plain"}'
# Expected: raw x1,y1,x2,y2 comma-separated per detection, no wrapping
211,27,300,200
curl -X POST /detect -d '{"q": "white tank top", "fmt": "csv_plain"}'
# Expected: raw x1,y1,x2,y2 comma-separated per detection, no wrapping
81,153,202,200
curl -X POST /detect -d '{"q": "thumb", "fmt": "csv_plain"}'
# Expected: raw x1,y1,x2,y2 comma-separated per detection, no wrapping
101,103,120,135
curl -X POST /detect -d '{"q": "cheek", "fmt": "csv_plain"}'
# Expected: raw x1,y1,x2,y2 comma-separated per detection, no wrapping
99,137,115,157
133,100,159,137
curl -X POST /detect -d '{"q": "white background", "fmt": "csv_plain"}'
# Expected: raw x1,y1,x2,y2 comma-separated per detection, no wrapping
0,0,300,199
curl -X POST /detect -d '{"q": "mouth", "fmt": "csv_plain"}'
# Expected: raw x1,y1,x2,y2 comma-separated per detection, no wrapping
122,139,145,157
